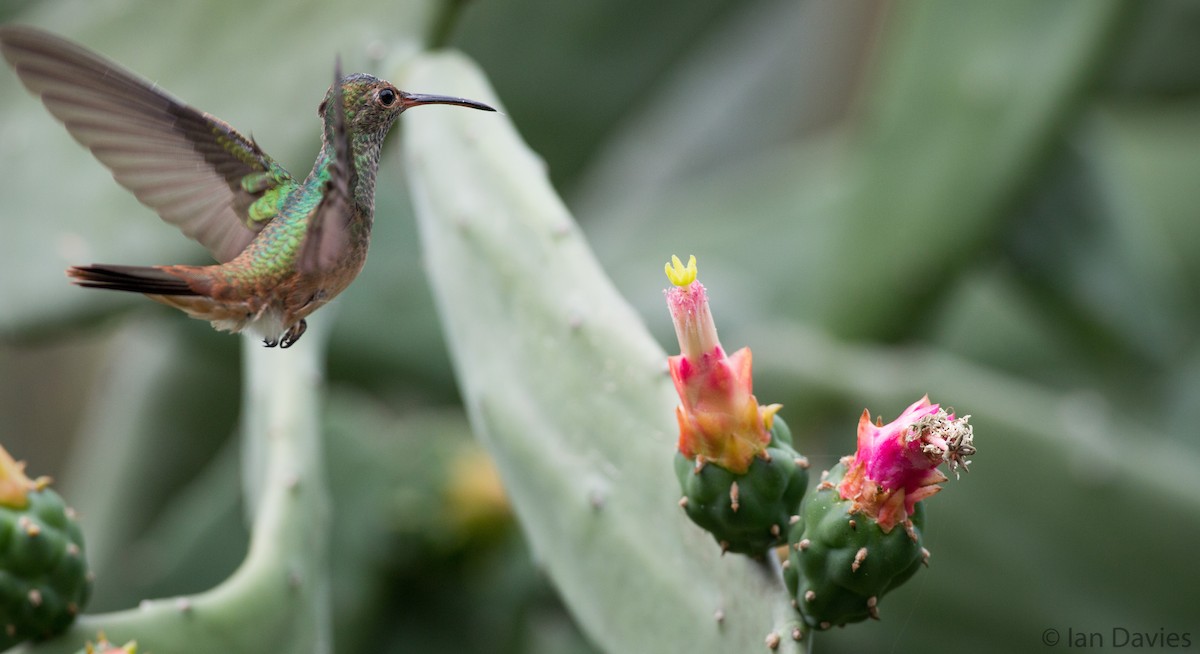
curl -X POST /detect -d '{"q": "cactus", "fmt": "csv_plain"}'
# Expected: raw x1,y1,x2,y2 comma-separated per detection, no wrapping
783,461,927,629
8,323,333,654
401,54,806,652
784,396,973,629
664,255,809,556
675,417,808,556
0,447,91,649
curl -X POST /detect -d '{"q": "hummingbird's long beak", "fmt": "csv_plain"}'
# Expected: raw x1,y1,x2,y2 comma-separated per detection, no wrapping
400,91,496,113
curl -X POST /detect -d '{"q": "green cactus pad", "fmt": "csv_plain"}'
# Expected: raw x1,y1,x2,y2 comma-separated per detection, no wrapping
783,462,926,629
674,417,809,556
0,485,91,648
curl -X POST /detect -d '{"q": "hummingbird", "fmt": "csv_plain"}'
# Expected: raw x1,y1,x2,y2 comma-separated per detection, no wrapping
0,25,495,348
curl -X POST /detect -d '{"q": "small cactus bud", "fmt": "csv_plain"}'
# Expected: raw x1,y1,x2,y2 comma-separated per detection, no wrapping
666,256,809,555
782,396,976,629
674,417,809,555
0,446,92,649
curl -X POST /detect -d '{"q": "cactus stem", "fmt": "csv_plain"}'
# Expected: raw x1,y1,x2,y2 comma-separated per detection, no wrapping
730,482,740,513
922,547,931,566
848,519,857,530
678,496,689,508
794,457,809,469
851,547,868,572
67,543,80,557
175,598,193,614
770,524,781,538
791,627,804,641
788,515,800,525
781,559,790,570
6,624,15,637
765,632,781,650
790,599,798,609
67,602,78,616
868,605,880,620
719,540,730,554
798,538,810,551
713,608,725,624
804,590,815,603
761,451,773,463
28,589,42,608
819,621,831,630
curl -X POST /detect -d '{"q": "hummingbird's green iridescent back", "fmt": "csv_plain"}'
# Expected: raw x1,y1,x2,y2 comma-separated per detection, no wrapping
0,25,495,348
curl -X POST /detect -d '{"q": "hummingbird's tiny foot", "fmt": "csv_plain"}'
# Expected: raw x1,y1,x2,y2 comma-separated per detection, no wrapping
263,337,279,348
280,319,307,349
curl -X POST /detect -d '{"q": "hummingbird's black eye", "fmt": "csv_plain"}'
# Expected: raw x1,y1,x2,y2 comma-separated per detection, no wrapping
378,88,397,107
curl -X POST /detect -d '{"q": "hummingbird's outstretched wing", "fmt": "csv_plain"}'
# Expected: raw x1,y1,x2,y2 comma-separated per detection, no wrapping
0,26,297,263
297,60,356,275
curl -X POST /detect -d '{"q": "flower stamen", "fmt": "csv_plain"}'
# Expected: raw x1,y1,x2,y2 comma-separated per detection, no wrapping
664,254,697,287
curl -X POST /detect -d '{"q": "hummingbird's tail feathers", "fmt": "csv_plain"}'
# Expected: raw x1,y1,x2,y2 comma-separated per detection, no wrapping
67,264,198,296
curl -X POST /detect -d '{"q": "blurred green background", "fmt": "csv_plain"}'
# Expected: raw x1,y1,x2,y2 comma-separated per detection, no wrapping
1,0,1198,652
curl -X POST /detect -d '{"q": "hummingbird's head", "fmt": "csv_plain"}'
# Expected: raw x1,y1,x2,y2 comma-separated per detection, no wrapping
320,73,496,140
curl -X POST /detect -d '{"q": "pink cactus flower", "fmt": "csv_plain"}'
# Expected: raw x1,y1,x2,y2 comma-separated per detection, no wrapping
837,396,974,534
664,255,779,474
